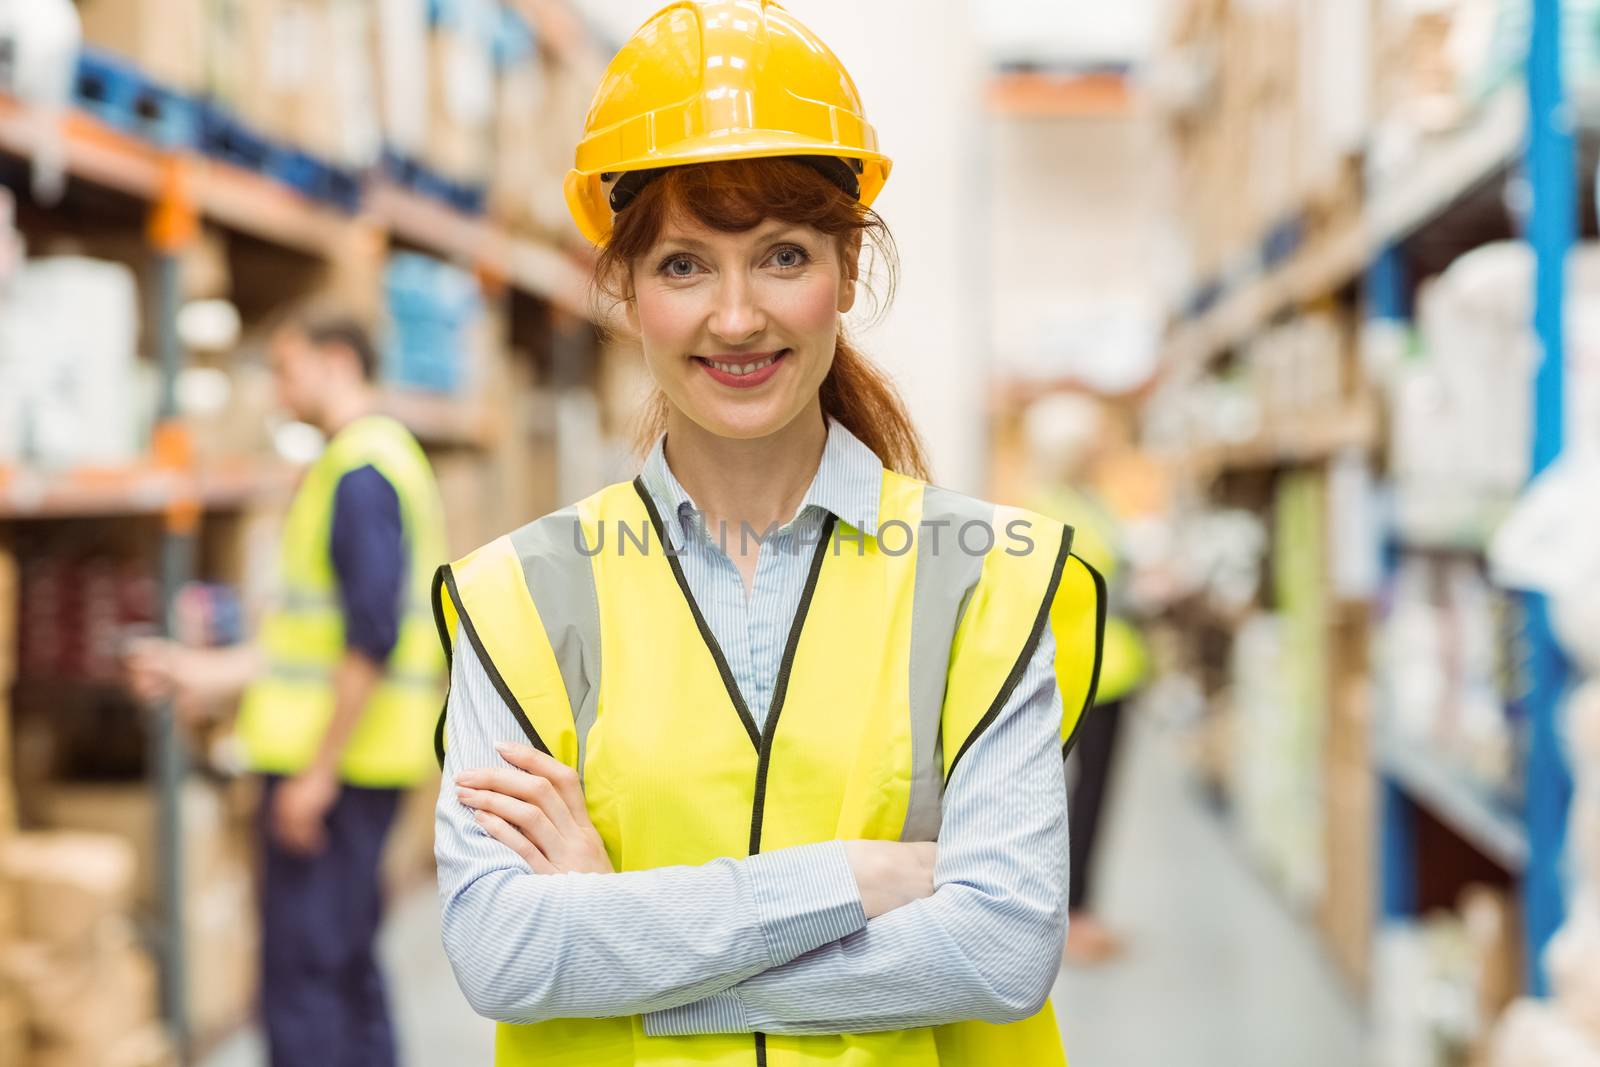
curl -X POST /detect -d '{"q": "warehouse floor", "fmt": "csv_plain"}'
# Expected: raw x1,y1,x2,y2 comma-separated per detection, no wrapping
203,719,1367,1067
1053,717,1370,1066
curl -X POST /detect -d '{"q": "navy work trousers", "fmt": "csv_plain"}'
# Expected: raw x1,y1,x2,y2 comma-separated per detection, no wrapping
258,774,402,1067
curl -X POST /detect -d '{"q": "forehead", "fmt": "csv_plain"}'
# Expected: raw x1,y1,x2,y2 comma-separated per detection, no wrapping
651,213,816,250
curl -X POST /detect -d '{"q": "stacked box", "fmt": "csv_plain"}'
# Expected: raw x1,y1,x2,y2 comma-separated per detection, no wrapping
488,16,544,232
76,0,209,93
376,0,432,158
383,252,485,393
492,38,600,240
0,832,175,1065
209,0,380,168
1156,0,1377,288
36,781,260,1047
424,0,499,185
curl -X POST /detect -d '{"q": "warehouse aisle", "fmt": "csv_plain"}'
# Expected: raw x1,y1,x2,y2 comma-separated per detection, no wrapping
1053,716,1370,1066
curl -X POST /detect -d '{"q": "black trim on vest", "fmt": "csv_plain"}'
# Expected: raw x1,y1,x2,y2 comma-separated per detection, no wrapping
946,525,1075,780
634,476,833,1067
748,513,836,858
1061,554,1109,762
632,476,763,749
436,564,549,758
431,567,453,768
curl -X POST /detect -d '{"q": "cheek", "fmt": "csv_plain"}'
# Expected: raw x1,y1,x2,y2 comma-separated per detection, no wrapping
634,288,702,354
771,275,842,342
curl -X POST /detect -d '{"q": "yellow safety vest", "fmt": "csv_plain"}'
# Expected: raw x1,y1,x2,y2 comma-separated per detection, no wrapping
237,414,447,787
435,470,1106,1066
1027,485,1148,705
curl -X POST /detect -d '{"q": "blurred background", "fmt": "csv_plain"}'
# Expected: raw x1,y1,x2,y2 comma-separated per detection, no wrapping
0,0,1596,1064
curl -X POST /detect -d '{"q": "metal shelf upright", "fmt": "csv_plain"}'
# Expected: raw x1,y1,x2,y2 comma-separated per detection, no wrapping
1520,0,1576,999
1371,0,1575,997
148,156,200,1060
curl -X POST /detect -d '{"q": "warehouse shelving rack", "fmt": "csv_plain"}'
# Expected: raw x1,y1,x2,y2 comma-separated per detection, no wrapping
0,55,600,1061
1157,0,1580,997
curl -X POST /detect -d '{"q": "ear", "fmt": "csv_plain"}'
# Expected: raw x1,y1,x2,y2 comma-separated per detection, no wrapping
623,295,640,335
837,231,863,314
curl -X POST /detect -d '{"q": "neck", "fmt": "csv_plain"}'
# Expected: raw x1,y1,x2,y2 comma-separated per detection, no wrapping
318,384,375,438
662,403,829,544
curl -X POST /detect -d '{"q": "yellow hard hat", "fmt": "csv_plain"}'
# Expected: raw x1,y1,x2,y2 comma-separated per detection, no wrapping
563,0,893,246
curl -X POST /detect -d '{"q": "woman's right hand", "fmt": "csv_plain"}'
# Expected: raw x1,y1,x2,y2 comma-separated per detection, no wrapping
844,840,937,919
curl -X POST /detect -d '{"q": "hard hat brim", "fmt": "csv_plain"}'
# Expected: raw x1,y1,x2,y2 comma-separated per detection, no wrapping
566,133,892,246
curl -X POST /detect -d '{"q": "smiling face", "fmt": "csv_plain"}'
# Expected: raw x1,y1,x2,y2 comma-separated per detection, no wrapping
625,213,861,440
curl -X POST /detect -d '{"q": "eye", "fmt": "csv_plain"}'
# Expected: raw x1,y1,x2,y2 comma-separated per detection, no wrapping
769,245,810,270
658,254,701,279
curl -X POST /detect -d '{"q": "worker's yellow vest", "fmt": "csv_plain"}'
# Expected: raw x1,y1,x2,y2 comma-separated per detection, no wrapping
435,470,1105,1067
1027,486,1148,705
236,414,447,787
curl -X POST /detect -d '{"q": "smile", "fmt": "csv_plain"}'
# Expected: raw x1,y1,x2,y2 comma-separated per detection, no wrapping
692,350,790,388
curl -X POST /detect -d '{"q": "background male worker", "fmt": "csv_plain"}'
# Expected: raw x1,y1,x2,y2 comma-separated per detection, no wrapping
128,314,447,1067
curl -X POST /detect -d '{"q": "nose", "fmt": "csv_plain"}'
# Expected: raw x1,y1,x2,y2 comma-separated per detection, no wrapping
707,272,766,346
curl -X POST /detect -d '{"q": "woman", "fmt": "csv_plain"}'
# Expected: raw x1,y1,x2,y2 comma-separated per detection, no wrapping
433,2,1105,1064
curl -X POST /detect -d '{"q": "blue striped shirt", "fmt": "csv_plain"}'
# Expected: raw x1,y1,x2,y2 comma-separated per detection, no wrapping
434,417,1070,1036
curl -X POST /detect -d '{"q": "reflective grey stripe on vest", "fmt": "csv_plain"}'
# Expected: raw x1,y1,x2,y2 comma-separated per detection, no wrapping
508,506,603,773
264,662,442,690
900,486,995,842
279,589,433,618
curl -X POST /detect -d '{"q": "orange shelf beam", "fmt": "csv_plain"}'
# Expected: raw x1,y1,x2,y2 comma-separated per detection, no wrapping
987,71,1133,118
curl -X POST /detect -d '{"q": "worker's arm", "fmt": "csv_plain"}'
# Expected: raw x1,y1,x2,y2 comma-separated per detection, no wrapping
125,640,262,725
643,626,1070,1036
271,466,403,854
436,638,894,1025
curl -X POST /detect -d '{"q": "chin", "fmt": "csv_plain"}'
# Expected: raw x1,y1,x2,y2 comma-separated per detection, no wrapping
683,398,797,442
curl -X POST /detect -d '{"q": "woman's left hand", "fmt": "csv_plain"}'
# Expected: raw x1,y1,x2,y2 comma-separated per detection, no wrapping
455,741,614,875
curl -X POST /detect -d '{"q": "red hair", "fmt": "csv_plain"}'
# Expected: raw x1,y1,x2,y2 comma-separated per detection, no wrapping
593,157,931,481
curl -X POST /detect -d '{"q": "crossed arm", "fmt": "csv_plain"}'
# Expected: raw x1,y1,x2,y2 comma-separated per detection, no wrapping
434,630,1069,1034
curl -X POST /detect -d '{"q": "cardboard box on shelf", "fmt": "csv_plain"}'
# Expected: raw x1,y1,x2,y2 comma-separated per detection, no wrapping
186,861,258,1045
489,54,544,232
32,1023,177,1067
1462,885,1521,1061
0,920,159,1051
76,0,209,92
494,374,560,530
425,26,496,184
376,0,432,156
492,49,594,240
0,832,136,947
212,0,380,167
37,779,248,915
1320,761,1375,987
0,992,24,1067
433,451,494,558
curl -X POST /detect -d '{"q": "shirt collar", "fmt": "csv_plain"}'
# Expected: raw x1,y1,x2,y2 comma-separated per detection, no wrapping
637,416,884,546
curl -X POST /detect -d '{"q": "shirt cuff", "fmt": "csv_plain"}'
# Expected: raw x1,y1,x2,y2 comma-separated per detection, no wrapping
742,841,866,966
643,990,750,1038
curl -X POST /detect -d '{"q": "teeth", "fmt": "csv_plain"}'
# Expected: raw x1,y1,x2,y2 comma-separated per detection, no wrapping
709,354,778,375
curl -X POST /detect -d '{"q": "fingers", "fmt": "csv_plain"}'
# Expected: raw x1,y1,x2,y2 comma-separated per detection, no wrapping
473,810,558,874
495,742,593,830
454,766,579,839
273,810,325,856
458,785,567,858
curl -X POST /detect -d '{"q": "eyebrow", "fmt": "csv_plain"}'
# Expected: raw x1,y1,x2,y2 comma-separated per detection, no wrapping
654,227,806,253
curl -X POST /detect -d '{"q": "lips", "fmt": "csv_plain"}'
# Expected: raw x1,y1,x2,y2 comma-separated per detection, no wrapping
693,349,790,389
